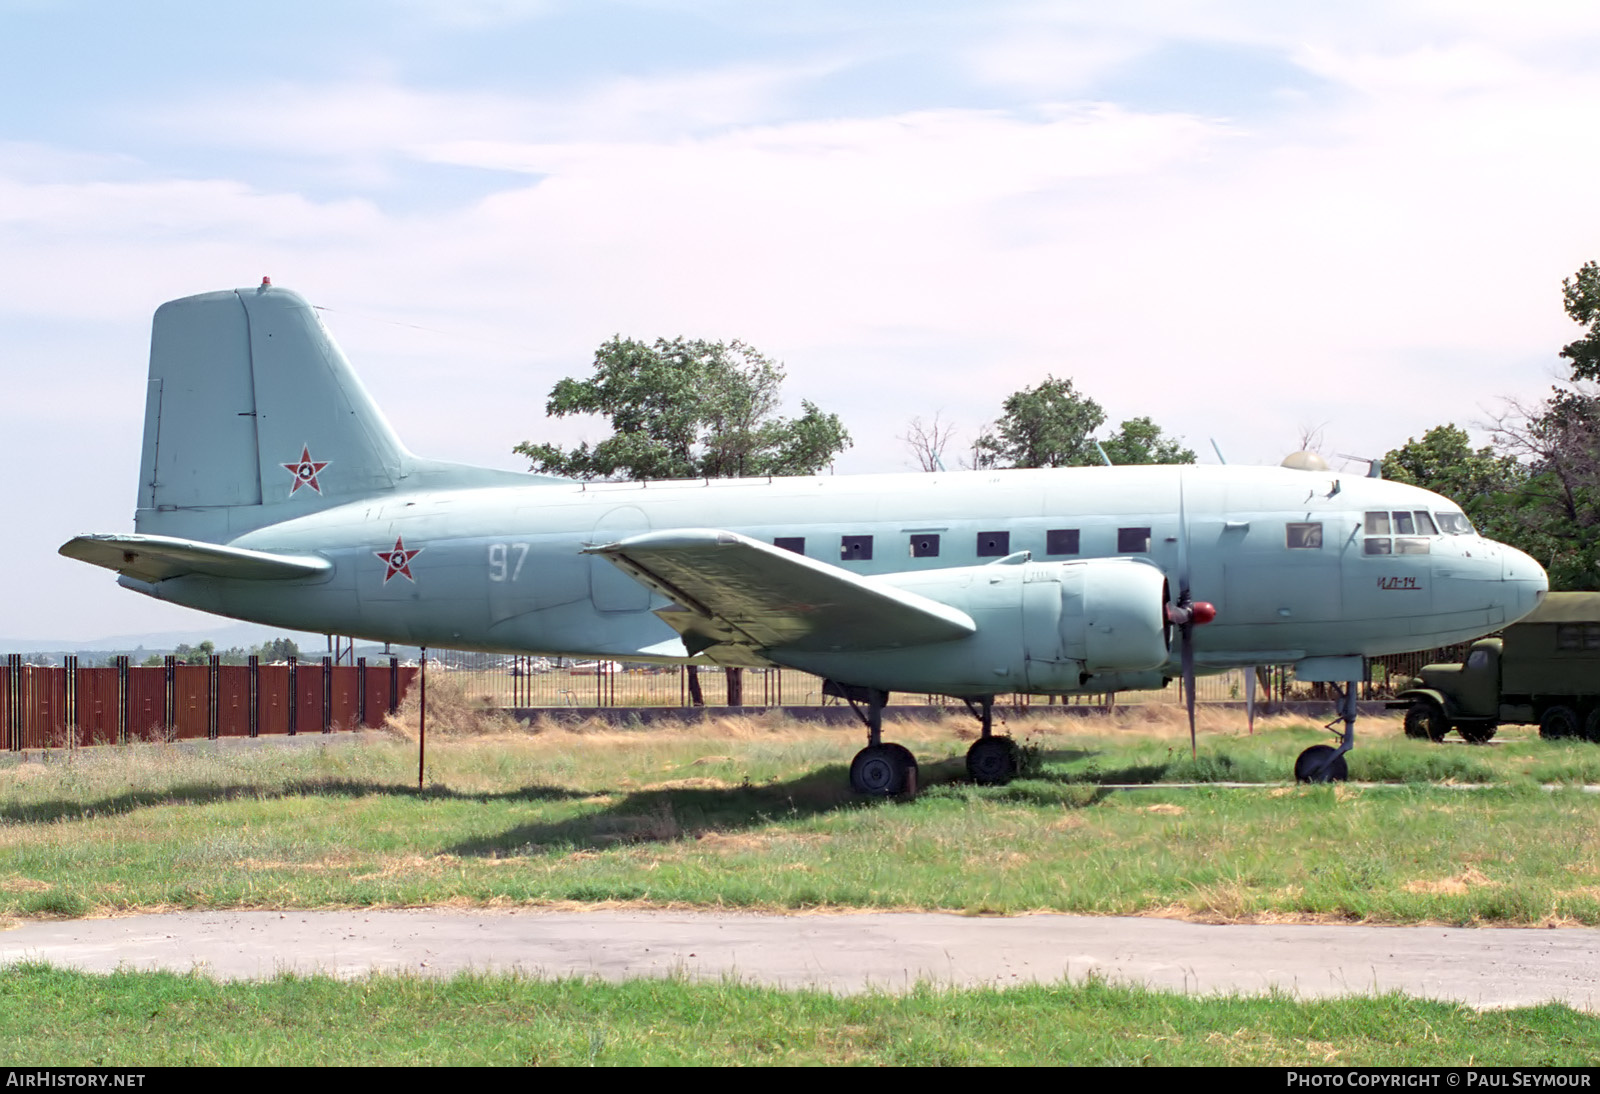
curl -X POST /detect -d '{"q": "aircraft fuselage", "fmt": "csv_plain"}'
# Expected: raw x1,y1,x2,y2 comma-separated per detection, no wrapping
123,462,1545,695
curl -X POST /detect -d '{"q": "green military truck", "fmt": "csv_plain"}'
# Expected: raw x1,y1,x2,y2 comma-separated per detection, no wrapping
1391,592,1600,743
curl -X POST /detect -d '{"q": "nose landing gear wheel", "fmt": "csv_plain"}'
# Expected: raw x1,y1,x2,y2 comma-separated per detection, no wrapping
850,744,917,796
1294,744,1349,783
966,736,1019,785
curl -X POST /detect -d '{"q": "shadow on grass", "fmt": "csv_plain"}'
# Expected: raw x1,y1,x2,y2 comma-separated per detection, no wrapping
2,779,590,825
447,749,1114,857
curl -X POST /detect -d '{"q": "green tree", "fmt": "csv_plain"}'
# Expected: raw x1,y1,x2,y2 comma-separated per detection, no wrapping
515,336,851,703
1099,416,1197,465
514,337,850,481
1559,260,1600,382
1385,261,1600,591
254,637,300,662
972,375,1106,469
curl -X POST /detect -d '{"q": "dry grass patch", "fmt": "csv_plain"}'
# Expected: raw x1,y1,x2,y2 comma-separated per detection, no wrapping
0,878,52,893
1402,868,1498,896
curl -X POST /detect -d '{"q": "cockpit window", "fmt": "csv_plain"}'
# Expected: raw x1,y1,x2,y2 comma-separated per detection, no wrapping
1286,522,1323,548
1413,511,1438,536
1365,511,1391,535
1436,511,1475,535
1392,511,1415,535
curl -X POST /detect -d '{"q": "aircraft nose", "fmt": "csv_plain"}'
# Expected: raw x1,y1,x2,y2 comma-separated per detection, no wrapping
1500,543,1548,622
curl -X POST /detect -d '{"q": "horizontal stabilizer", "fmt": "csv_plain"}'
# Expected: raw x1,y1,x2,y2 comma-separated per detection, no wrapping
584,529,976,656
60,534,331,584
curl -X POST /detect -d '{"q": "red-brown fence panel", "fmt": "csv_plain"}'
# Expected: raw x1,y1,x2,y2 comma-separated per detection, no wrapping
1,665,11,751
21,667,67,749
331,667,359,731
217,666,252,736
77,667,121,745
126,669,166,739
362,665,391,727
173,665,210,739
257,665,289,736
295,663,324,733
397,666,418,710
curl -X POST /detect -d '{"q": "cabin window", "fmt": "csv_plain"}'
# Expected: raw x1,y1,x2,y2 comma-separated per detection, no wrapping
774,537,805,554
1286,522,1323,549
1396,537,1430,555
1117,527,1151,553
840,535,873,561
1364,511,1391,535
1413,511,1439,536
1437,511,1474,535
910,534,940,558
976,531,1010,557
1467,648,1492,670
1046,529,1080,555
1364,537,1392,555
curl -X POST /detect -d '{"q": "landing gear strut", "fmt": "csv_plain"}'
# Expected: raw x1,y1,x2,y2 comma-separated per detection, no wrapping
1295,683,1355,783
963,697,1019,785
829,682,918,797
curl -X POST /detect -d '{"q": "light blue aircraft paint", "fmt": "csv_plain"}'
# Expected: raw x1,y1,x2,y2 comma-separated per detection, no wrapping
62,284,1548,793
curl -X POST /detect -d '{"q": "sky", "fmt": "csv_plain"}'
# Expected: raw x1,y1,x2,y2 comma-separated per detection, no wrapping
6,0,1600,643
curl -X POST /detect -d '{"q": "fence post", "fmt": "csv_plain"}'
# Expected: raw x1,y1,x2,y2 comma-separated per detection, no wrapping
5,654,19,751
207,655,219,740
116,656,129,744
321,655,333,733
163,655,176,738
389,656,400,715
248,656,260,738
287,657,298,736
65,655,78,751
357,656,368,727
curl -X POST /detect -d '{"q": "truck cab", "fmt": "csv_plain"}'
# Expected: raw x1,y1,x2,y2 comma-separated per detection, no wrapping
1391,592,1600,743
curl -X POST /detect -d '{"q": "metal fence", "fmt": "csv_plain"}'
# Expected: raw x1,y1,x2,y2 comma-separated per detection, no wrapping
5,646,1457,748
450,660,1309,711
2,654,416,751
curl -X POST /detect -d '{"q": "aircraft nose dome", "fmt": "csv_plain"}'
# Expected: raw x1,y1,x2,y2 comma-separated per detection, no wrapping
1501,544,1548,622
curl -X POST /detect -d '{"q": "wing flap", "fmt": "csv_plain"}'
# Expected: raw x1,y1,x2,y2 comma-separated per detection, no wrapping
60,534,331,583
585,529,975,654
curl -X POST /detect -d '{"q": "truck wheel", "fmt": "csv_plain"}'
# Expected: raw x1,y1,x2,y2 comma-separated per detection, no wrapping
1539,705,1580,741
1584,709,1600,744
1456,722,1496,745
1403,702,1449,742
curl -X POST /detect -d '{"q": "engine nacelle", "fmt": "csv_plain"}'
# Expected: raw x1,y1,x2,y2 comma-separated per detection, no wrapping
774,557,1172,697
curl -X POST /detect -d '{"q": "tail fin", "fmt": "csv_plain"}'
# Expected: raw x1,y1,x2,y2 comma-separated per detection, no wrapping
134,283,539,542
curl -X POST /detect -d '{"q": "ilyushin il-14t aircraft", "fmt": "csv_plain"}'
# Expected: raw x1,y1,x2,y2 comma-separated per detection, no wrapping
63,282,1549,793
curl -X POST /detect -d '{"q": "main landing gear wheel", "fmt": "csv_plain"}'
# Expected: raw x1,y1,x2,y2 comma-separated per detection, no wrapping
1403,702,1449,742
966,736,1019,785
1294,744,1349,784
850,744,917,797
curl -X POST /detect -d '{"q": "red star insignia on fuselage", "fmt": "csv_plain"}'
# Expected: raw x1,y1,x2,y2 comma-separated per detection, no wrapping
376,536,422,583
282,445,330,495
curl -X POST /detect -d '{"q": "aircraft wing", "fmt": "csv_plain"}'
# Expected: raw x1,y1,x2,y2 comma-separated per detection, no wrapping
585,529,976,658
59,533,331,583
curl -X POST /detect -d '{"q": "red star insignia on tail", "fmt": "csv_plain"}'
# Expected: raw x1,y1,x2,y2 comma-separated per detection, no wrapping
376,536,423,583
282,445,330,495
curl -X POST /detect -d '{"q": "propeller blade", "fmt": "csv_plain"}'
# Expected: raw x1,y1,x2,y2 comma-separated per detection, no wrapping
1176,472,1190,603
1245,667,1257,736
1182,623,1197,760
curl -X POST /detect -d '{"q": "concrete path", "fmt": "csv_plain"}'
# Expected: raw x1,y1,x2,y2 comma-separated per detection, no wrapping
3,909,1596,1011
